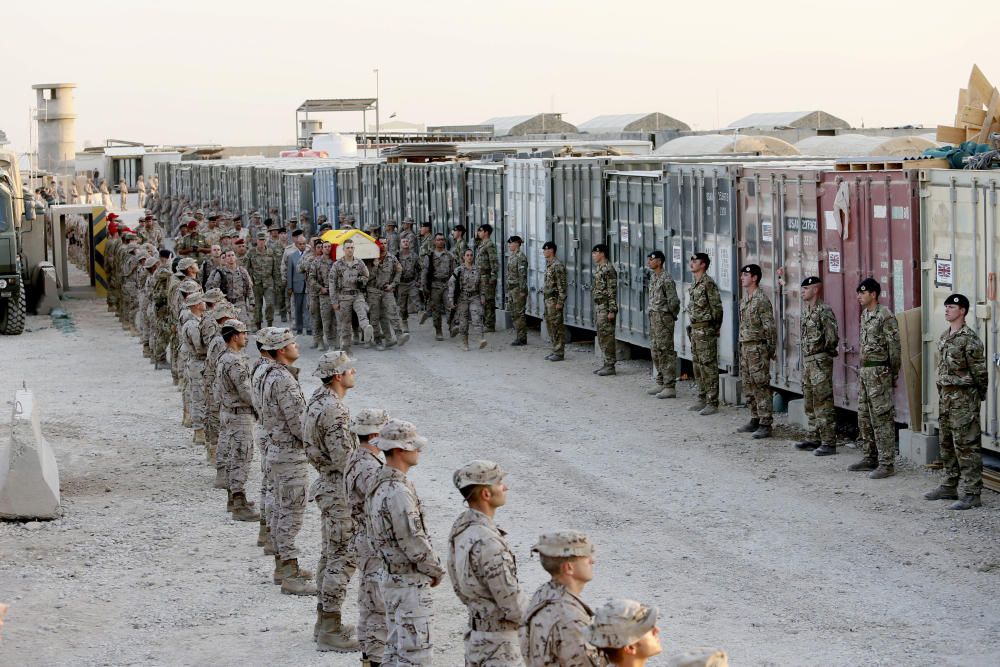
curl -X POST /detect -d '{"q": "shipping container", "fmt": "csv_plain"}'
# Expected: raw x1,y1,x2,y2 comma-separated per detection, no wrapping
238,165,257,216
664,163,740,372
336,166,361,224
313,166,339,227
465,163,505,232
156,161,170,198
402,164,433,230
819,169,921,427
283,172,314,234
427,162,465,232
505,158,552,319
605,170,667,347
919,170,1000,453
224,165,241,214
379,163,406,228
360,163,381,231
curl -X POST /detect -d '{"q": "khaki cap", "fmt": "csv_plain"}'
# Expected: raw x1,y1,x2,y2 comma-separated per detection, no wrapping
203,288,225,303
453,460,505,489
220,318,247,334
213,303,237,320
144,256,159,269
184,292,206,308
312,350,353,377
178,279,202,294
176,257,197,271
531,530,594,558
586,599,658,649
376,419,427,452
261,327,295,351
351,408,389,435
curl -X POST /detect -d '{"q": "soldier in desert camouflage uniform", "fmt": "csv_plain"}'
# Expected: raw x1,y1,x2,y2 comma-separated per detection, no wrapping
246,232,278,329
329,239,375,352
453,248,488,352
586,599,662,666
302,239,336,351
795,276,840,456
591,244,618,376
179,292,208,446
206,250,254,325
848,278,901,479
203,302,237,470
506,236,529,347
449,461,527,667
687,252,723,416
925,293,989,510
735,264,776,439
346,408,390,665
645,250,680,398
396,235,422,333
215,318,260,522
368,242,408,351
399,217,418,254
421,233,457,341
521,530,607,667
303,351,362,652
367,419,444,667
543,242,567,362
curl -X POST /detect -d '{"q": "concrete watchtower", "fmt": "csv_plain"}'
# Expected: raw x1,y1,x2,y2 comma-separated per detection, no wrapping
32,83,77,174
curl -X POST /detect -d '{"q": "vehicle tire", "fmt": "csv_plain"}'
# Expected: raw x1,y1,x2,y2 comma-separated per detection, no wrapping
0,280,26,335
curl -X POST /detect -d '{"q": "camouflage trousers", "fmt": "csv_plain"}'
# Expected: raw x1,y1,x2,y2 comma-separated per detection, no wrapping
455,296,484,340
938,386,983,495
357,554,387,662
219,408,254,494
690,326,720,407
396,281,421,324
595,306,616,365
857,366,896,466
267,455,308,559
252,282,275,328
315,497,357,612
739,342,773,426
803,356,836,445
335,295,370,350
169,330,181,382
507,290,527,341
649,312,677,387
464,629,524,667
153,319,170,364
255,428,275,529
275,283,287,320
203,376,220,448
380,572,435,667
308,293,336,348
428,282,449,333
482,281,497,331
185,359,206,429
544,300,565,356
368,289,404,342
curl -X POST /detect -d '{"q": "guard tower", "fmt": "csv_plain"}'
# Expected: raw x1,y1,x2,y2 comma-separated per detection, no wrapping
32,83,78,174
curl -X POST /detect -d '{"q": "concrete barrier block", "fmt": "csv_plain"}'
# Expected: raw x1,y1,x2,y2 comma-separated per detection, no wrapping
899,428,939,466
787,398,808,429
0,390,61,520
494,309,511,331
719,374,742,406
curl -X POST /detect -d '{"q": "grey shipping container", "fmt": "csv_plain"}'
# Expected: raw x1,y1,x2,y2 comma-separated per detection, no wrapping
283,172,314,234
156,162,170,198
664,163,740,373
336,166,361,224
402,164,433,231
427,163,465,231
505,158,552,319
313,166,339,228
379,163,406,228
466,163,505,232
360,163,381,231
239,165,256,216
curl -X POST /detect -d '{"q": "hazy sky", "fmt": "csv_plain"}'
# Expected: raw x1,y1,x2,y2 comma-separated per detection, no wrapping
3,0,996,152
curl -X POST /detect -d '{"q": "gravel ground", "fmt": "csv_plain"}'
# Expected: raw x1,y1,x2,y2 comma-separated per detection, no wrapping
1,275,998,666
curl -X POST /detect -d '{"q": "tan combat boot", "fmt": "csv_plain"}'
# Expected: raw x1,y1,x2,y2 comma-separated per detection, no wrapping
192,428,206,444
206,440,216,464
478,337,487,349
226,490,234,513
460,335,470,351
273,555,283,584
181,406,192,428
213,467,227,489
256,520,268,547
316,609,360,652
231,492,260,522
262,528,276,555
280,559,318,596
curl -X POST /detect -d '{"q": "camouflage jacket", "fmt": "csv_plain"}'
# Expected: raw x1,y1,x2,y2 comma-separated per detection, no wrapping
476,239,499,283
397,252,420,284
369,254,402,292
507,250,528,295
204,334,227,403
860,305,901,375
150,266,173,314
937,324,988,390
346,447,385,572
688,273,723,328
259,362,306,460
367,466,445,580
216,348,253,411
385,231,400,256
423,250,457,289
591,262,618,312
454,264,485,299
544,258,567,304
196,312,220,361
447,509,526,630
302,386,357,510
179,315,204,364
451,237,469,265
244,246,278,288
647,270,680,317
521,581,607,667
302,253,333,296
329,257,370,298
418,234,434,258
206,265,253,309
738,288,776,352
801,300,839,359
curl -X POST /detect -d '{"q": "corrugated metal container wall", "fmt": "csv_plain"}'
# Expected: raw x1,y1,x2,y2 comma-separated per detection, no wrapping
177,167,192,204
664,163,740,372
360,163,381,231
189,165,201,204
283,172,314,234
239,165,256,216
549,158,613,330
156,162,170,198
224,166,241,213
819,169,921,427
919,170,1000,453
336,166,361,223
268,168,287,222
402,164,433,230
379,163,406,227
606,170,667,347
466,163,505,231
313,166,339,226
737,167,824,393
201,164,213,204
505,158,552,319
427,163,465,232
211,164,225,206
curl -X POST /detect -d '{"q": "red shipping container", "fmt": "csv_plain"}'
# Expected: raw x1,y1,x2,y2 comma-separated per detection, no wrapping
818,169,921,427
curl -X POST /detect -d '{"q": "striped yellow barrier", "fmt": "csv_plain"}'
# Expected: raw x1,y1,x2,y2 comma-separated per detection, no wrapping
91,207,108,296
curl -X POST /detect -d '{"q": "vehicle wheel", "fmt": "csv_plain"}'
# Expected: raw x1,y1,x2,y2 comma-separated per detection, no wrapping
0,280,26,335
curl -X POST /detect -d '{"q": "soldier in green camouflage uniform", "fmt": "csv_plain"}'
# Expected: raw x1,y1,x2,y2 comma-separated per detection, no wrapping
395,235,421,333
246,231,278,329
475,224,500,332
687,253,723,415
269,230,288,323
645,250,680,398
591,243,618,376
450,224,469,265
506,235,529,346
849,278,901,479
795,276,840,456
735,264,776,438
925,293,988,510
543,242,567,362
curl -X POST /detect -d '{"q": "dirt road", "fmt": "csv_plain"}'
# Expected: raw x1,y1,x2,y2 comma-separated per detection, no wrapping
1,285,998,666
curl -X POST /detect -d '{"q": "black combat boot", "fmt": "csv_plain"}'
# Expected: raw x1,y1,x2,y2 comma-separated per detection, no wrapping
736,418,759,433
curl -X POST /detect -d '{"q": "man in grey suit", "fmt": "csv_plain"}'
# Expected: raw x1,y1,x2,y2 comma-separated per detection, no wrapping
286,230,311,335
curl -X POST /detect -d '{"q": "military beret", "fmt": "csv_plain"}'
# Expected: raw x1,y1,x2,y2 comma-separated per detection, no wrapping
453,460,505,490
312,350,354,378
690,252,711,266
158,249,172,259
648,250,666,262
586,599,659,649
291,229,304,238
351,408,390,436
945,293,970,310
857,278,881,295
220,318,247,334
740,264,762,279
234,238,246,245
376,419,427,452
187,220,198,228
801,276,821,287
532,530,594,558
507,235,523,245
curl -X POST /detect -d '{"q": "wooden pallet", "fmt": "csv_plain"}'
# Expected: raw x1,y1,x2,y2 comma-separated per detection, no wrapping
985,468,1000,494
833,157,950,172
936,65,1000,144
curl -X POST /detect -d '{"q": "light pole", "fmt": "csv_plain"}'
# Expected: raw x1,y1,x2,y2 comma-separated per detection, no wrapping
373,68,380,155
